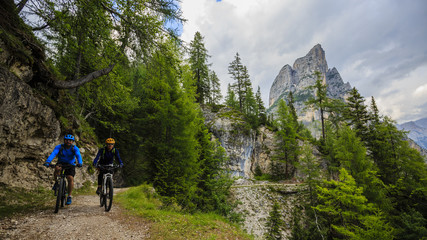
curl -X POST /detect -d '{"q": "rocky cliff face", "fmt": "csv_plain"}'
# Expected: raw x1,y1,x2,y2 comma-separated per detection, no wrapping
268,44,351,124
203,107,276,178
0,16,96,189
0,64,96,189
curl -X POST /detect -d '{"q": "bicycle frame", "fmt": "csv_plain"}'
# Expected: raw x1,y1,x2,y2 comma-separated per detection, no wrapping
98,164,119,212
102,172,114,195
50,163,74,213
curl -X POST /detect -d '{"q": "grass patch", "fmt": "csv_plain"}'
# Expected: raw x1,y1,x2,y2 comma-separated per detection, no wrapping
74,180,96,195
116,184,253,240
0,185,53,219
0,181,96,219
254,174,273,181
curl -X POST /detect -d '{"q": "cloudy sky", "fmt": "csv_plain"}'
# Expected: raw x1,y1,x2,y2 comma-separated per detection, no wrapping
178,0,427,124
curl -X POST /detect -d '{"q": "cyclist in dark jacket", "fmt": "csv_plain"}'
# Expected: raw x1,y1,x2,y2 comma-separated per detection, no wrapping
93,138,123,194
44,134,83,205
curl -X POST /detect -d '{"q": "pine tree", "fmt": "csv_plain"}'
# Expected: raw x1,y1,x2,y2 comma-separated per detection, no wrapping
194,122,234,216
265,202,284,240
297,142,321,204
305,71,328,142
208,70,222,105
225,84,239,109
256,86,267,125
189,31,210,104
137,44,200,209
344,87,370,142
228,52,248,111
314,168,394,239
273,99,300,179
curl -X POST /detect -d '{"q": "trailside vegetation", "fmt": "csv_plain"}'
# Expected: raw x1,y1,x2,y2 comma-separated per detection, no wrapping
3,1,426,238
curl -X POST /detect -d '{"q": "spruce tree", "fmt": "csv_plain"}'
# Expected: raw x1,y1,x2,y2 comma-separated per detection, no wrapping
344,87,370,142
189,31,210,104
314,168,394,239
256,86,267,125
265,202,284,240
137,44,200,209
208,70,222,105
273,99,300,179
225,84,239,109
305,71,328,142
297,142,321,204
228,52,247,111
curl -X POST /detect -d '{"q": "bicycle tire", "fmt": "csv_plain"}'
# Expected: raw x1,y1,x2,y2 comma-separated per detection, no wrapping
100,191,105,207
105,177,113,212
60,178,67,207
54,179,63,213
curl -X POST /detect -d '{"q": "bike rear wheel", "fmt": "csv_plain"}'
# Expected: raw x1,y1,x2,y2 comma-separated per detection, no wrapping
104,177,113,212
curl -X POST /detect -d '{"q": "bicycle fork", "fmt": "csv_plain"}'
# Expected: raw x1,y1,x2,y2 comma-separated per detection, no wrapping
102,173,113,195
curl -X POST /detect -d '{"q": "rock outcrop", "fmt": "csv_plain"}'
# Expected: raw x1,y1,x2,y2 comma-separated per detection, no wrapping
268,44,351,124
0,65,96,189
231,179,306,239
0,4,97,189
203,107,276,178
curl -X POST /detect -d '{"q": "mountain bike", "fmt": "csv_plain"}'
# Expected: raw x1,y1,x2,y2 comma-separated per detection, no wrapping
49,163,74,213
97,164,120,212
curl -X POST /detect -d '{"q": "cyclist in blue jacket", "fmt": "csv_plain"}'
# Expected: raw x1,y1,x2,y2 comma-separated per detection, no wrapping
44,134,83,205
93,138,123,195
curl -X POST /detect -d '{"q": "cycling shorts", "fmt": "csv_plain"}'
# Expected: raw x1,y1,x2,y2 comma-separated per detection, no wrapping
59,165,76,177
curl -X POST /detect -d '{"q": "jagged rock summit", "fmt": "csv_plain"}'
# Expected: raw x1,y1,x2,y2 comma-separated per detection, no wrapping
268,44,351,125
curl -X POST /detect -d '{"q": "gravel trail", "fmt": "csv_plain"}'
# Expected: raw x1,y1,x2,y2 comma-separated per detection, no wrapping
0,189,150,240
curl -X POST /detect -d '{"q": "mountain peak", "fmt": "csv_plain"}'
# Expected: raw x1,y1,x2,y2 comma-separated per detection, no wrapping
268,44,351,130
293,44,328,75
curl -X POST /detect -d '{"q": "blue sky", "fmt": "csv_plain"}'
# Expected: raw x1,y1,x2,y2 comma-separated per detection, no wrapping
179,0,427,123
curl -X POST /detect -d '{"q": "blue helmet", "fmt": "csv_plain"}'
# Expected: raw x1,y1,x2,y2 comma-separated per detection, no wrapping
64,134,75,141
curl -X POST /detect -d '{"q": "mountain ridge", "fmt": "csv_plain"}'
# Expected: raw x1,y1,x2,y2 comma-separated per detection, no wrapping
398,117,427,150
267,44,351,137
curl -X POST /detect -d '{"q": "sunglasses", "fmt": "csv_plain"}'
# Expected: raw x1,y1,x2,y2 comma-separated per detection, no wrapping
107,143,114,146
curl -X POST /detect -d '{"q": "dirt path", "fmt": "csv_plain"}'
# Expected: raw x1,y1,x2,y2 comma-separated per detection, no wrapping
0,189,150,240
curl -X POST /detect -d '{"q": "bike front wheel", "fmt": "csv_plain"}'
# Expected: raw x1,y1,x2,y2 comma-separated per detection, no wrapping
100,192,105,207
104,177,113,212
54,179,64,213
60,179,67,207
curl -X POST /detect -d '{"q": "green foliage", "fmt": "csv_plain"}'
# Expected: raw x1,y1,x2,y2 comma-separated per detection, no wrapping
254,164,263,177
116,185,253,240
394,208,427,240
188,31,211,104
193,125,237,218
264,202,284,240
272,99,300,179
343,87,370,142
314,168,394,239
0,186,52,219
305,71,328,141
135,44,200,210
296,142,321,204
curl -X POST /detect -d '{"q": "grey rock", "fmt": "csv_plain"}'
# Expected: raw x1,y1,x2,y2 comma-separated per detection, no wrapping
268,44,351,125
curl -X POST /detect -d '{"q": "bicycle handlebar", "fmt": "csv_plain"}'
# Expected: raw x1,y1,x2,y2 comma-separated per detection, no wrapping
97,164,120,171
48,163,76,169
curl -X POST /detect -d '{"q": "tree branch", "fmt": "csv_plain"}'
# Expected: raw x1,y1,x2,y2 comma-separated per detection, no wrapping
16,0,29,13
53,64,116,89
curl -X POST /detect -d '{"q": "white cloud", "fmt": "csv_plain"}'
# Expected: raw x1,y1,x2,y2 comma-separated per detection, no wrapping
180,0,427,123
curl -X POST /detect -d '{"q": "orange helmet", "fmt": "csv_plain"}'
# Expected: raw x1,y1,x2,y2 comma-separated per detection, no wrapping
105,138,115,144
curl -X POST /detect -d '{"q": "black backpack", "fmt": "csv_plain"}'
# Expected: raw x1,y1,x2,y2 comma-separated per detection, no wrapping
59,144,76,157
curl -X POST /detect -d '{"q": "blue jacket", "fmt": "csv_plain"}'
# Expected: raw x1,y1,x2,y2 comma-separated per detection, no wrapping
46,144,83,166
93,147,123,166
